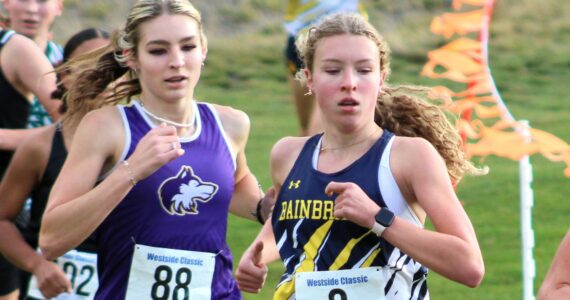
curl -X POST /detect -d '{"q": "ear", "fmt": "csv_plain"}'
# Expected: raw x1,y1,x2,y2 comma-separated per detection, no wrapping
380,71,387,89
201,46,208,62
56,0,64,16
123,49,138,71
304,68,313,91
127,61,138,73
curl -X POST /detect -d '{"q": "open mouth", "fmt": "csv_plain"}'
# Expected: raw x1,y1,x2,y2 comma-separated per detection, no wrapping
165,76,187,83
22,19,39,26
339,98,358,107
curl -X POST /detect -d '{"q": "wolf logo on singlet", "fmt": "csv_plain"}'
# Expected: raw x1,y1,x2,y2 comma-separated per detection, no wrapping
158,166,219,216
272,130,429,300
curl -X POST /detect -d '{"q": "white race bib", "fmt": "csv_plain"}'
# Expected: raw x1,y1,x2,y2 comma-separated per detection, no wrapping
125,244,216,300
295,268,385,300
28,249,98,300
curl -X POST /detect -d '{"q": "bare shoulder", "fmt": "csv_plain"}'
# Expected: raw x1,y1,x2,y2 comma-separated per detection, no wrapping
209,103,250,145
391,136,448,187
74,105,125,155
271,136,310,186
2,33,43,64
3,33,36,50
1,34,39,76
20,125,57,152
79,105,123,132
392,136,440,162
17,125,57,164
271,136,309,162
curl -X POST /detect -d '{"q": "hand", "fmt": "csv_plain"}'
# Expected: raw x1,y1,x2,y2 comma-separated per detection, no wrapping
127,123,184,181
259,187,276,222
33,259,71,298
235,240,268,293
325,181,380,229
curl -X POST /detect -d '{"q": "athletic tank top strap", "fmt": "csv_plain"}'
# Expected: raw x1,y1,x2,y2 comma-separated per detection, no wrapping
0,30,16,49
44,40,63,65
26,123,65,246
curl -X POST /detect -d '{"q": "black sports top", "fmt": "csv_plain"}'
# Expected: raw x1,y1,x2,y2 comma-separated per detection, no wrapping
0,30,31,178
24,123,97,252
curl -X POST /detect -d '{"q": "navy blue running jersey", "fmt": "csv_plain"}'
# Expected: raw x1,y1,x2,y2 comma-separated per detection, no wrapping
271,130,429,299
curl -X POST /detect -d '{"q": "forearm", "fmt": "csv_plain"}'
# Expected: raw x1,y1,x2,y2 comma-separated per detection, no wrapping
538,231,570,300
254,218,280,264
0,221,43,272
0,128,42,151
539,284,570,300
43,102,61,122
40,166,134,259
230,172,263,222
383,217,484,287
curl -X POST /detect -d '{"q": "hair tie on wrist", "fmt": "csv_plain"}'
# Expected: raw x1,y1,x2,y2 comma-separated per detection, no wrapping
255,198,265,224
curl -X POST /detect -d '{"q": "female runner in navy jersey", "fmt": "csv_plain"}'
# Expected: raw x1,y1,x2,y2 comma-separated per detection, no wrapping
236,13,485,299
0,28,109,300
40,1,272,299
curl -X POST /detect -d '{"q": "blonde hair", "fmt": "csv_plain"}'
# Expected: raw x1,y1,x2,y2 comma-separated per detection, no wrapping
296,13,483,183
65,0,207,120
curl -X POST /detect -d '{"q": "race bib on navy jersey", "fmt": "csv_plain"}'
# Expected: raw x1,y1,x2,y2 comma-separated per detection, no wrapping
295,268,385,300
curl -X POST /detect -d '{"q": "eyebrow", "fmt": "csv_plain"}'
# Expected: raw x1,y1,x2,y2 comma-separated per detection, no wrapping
321,58,374,64
145,36,196,46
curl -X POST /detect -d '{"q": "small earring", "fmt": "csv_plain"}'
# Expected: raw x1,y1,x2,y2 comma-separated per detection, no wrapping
201,61,205,68
304,88,312,96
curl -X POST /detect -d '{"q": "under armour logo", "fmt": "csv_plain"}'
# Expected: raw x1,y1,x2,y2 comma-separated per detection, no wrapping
288,180,301,189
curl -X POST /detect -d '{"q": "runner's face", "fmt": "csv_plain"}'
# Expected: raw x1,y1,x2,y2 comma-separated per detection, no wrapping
62,37,110,90
3,0,62,39
133,14,206,104
307,34,383,132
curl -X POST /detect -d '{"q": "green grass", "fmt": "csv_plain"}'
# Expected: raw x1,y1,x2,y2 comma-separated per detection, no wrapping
193,1,570,299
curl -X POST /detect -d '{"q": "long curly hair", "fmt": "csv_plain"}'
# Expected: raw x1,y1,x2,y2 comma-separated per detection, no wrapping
295,13,484,183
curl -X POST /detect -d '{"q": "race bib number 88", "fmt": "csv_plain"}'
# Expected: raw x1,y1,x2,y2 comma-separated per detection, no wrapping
295,268,385,300
125,244,216,300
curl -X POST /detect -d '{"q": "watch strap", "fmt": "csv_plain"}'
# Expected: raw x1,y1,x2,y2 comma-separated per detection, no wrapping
371,222,387,237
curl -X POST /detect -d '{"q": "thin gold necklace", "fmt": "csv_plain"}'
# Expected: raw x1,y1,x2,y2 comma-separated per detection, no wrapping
320,128,381,152
139,101,196,128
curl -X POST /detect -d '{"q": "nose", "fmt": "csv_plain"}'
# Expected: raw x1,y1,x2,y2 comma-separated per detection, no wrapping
169,49,185,69
25,0,40,13
340,70,357,92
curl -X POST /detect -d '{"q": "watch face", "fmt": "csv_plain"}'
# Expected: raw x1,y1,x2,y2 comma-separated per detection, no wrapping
375,208,395,227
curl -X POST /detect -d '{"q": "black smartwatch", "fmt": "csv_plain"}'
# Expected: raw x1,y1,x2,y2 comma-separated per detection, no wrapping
371,208,395,237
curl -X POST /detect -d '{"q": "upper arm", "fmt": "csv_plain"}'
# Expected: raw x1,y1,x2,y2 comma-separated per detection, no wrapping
4,35,60,119
214,104,251,181
270,137,306,195
539,229,570,299
0,127,52,219
392,137,476,242
45,107,123,213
